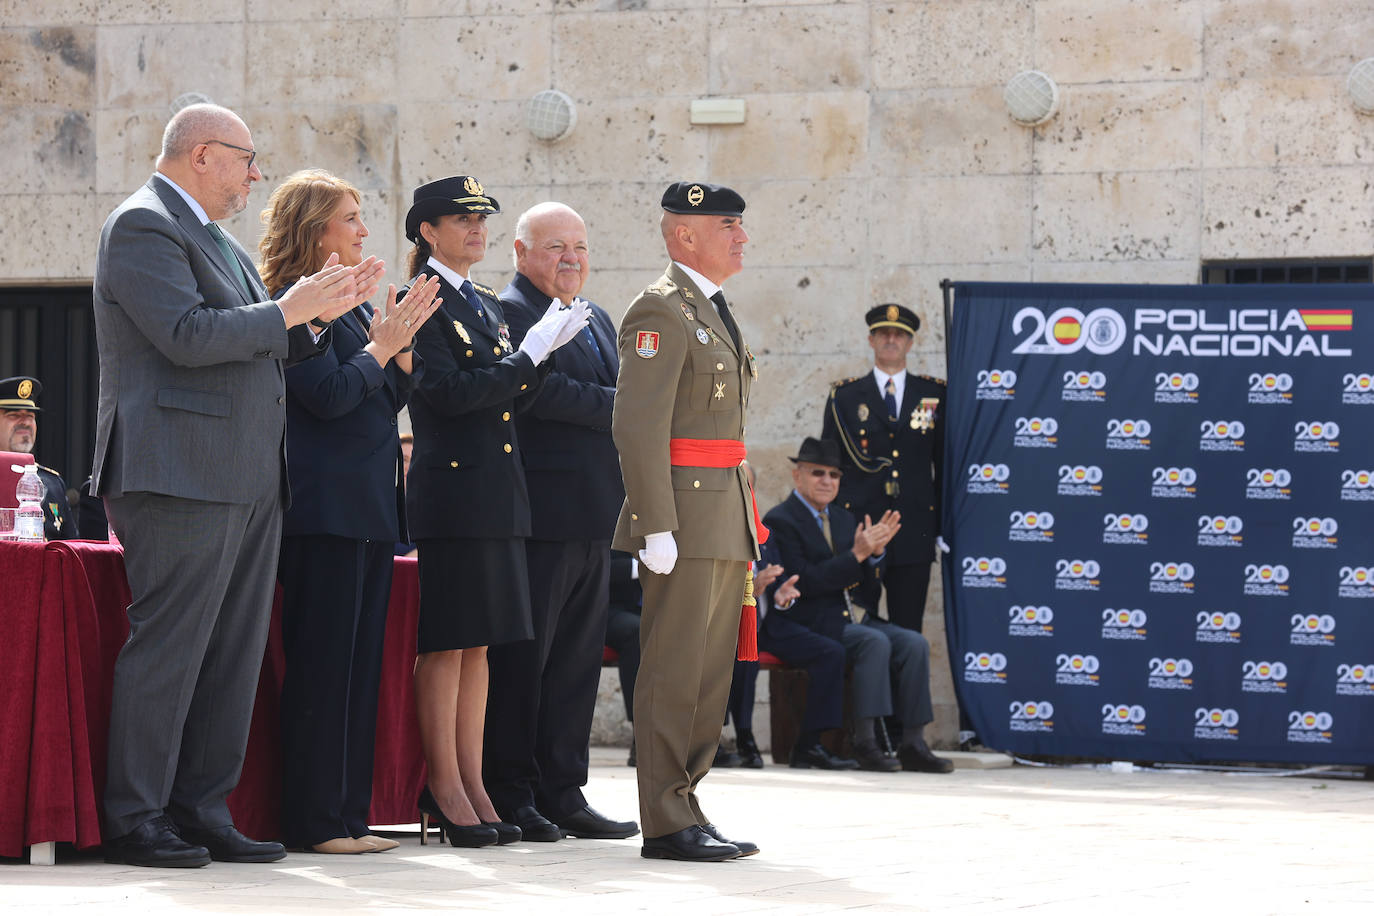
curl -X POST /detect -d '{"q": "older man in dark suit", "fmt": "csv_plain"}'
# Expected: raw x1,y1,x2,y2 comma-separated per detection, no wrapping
485,202,638,842
92,103,378,867
762,437,952,774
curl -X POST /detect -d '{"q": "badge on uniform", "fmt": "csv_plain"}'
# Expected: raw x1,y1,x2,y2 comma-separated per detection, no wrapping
680,302,697,321
911,397,940,432
453,320,471,345
498,323,514,353
857,403,869,422
744,343,758,379
636,330,660,358
696,328,710,346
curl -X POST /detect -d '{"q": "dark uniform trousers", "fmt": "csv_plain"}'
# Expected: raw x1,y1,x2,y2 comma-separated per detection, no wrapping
880,562,933,634
276,535,393,847
485,537,610,819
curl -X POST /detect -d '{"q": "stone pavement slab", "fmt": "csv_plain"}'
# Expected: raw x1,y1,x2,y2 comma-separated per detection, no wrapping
2,748,1370,914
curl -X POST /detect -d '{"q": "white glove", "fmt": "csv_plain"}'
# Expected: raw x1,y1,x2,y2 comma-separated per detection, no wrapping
550,297,591,349
638,531,678,576
936,535,951,554
517,299,577,365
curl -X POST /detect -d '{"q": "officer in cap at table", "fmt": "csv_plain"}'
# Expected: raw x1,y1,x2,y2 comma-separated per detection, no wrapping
821,304,945,634
0,376,77,539
612,180,763,861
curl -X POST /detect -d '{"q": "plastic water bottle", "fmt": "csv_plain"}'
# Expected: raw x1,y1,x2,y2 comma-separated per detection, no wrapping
15,463,45,542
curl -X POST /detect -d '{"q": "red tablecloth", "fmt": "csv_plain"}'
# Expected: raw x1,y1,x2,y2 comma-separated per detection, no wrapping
0,540,426,856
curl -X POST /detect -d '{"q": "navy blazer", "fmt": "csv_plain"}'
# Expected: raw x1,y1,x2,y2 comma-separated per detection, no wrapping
405,272,546,540
761,493,885,643
281,298,420,541
500,272,624,541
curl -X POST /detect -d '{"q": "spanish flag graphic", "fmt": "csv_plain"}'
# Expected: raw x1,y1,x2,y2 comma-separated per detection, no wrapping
1299,309,1353,331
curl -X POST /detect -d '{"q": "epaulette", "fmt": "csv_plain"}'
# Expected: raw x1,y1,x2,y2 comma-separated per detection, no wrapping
473,282,497,297
38,463,60,476
645,278,678,297
918,373,947,385
830,375,865,391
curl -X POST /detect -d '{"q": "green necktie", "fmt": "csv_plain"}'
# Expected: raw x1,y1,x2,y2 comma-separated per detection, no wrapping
206,221,250,297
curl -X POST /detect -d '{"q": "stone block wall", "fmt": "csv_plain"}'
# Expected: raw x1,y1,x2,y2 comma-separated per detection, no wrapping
5,0,1373,749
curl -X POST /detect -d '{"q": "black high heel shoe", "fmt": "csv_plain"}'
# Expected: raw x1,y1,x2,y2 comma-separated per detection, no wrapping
481,820,522,845
417,786,499,848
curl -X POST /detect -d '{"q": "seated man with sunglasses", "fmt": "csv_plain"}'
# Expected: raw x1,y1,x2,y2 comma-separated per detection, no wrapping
762,437,952,774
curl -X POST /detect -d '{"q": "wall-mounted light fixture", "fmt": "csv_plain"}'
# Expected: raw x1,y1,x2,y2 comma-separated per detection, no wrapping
1348,58,1374,114
527,90,577,142
1004,70,1059,127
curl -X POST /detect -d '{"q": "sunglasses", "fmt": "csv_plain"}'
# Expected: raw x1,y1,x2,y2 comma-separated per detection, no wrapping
808,468,843,480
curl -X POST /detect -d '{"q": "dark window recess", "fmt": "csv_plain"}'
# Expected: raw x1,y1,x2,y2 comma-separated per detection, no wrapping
1202,259,1373,285
0,287,98,489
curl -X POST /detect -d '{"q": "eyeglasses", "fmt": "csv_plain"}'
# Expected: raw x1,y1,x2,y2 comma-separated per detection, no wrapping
808,468,843,480
207,139,257,171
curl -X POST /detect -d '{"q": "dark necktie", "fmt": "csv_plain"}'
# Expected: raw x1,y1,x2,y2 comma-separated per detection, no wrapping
884,377,898,421
710,291,741,353
582,325,604,364
459,279,485,322
819,511,864,623
206,222,250,297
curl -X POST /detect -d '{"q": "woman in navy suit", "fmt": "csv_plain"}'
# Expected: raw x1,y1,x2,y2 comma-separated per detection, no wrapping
259,170,440,854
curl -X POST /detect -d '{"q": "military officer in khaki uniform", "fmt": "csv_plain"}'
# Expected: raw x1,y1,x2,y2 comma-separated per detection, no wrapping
612,182,762,862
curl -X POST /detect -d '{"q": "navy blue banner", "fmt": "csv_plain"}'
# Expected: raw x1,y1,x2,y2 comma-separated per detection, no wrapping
942,282,1374,764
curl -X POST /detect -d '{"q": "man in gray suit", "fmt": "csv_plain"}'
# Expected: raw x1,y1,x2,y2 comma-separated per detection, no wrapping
92,103,379,868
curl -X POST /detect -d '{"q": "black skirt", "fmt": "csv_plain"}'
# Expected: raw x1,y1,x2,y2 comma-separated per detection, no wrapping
416,537,534,652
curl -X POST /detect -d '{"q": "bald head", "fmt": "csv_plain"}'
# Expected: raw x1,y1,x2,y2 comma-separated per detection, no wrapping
155,103,261,221
514,202,589,300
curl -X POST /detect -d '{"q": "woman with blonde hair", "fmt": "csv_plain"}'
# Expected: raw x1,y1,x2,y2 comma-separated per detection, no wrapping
260,169,441,854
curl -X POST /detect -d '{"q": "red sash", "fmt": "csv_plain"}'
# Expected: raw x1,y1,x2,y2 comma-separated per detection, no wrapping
668,437,767,661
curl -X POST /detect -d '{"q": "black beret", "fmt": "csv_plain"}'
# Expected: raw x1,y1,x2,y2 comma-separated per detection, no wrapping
0,376,41,412
406,176,501,242
661,181,745,217
866,303,920,336
789,436,842,469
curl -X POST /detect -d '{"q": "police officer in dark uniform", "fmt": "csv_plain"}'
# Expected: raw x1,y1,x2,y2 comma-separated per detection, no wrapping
0,376,77,540
820,305,944,633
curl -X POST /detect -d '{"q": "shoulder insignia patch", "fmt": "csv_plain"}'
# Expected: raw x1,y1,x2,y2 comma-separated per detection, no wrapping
635,330,661,358
474,283,497,297
830,375,864,390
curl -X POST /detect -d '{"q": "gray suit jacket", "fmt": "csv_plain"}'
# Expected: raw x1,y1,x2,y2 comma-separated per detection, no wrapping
91,176,323,504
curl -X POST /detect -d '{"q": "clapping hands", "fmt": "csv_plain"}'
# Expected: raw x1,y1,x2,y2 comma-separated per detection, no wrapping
852,510,902,562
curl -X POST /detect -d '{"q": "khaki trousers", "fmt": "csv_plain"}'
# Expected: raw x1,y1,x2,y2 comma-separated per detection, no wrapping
634,556,748,837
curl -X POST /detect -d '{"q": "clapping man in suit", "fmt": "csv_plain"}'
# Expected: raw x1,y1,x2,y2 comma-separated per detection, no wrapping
92,103,380,867
762,437,953,774
485,202,638,842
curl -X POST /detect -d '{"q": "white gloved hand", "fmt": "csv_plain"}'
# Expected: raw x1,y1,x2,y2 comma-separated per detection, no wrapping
935,535,951,554
638,531,678,575
517,299,575,365
550,297,592,350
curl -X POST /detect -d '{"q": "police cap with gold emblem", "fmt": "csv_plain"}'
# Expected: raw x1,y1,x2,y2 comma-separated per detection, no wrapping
0,376,41,412
661,181,745,217
406,175,501,242
865,303,920,336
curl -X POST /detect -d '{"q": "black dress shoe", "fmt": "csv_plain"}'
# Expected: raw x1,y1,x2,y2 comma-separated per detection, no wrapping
104,815,211,868
481,821,522,844
627,743,637,767
508,805,562,842
554,804,640,839
641,825,740,862
852,739,901,772
176,823,286,863
899,737,955,774
789,743,861,771
735,734,764,769
700,823,758,857
713,744,743,768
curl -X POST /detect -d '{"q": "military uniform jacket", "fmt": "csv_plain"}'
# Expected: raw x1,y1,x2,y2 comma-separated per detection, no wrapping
405,273,546,541
38,464,76,540
821,370,944,566
611,263,759,562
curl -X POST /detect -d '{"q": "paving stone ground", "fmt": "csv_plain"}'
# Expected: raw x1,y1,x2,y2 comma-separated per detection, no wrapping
3,748,1370,914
